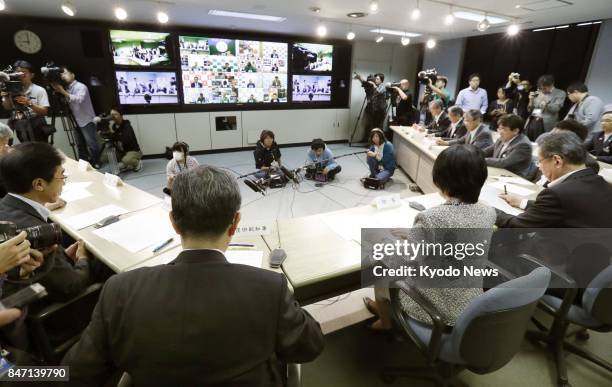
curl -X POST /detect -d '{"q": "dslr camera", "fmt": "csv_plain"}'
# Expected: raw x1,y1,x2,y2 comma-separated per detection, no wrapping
0,221,62,250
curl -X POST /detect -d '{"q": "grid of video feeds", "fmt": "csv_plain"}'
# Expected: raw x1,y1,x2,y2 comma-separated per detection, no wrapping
292,75,332,102
116,71,179,105
110,30,172,67
180,36,288,104
291,43,333,73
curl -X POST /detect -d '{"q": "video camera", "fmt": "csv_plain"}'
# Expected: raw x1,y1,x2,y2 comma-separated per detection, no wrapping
0,221,62,250
0,66,25,95
292,46,317,71
40,62,64,84
418,68,438,86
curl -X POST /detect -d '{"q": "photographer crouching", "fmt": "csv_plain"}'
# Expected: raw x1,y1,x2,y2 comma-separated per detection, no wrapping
49,66,100,166
96,108,142,172
1,60,51,143
354,73,388,138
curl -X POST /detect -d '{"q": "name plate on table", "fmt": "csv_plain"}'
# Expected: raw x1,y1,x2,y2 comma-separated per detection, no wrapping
78,159,92,171
234,221,273,236
372,194,401,209
103,173,123,187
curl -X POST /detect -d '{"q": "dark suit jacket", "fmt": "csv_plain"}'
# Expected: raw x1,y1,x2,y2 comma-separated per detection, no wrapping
436,119,467,140
449,124,493,150
586,131,612,164
426,112,451,135
62,249,325,387
483,134,537,179
496,168,612,228
0,195,93,301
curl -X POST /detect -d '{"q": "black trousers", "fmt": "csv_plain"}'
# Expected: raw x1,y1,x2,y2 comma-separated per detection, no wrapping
326,165,342,180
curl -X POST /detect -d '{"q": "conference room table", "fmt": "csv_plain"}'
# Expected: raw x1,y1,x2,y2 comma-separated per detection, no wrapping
51,158,276,274
262,129,544,303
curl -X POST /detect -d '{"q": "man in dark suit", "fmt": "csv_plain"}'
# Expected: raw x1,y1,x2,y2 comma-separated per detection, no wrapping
437,109,493,150
586,107,612,164
0,143,98,302
498,132,612,228
435,105,467,140
62,166,325,386
483,114,537,180
424,100,451,136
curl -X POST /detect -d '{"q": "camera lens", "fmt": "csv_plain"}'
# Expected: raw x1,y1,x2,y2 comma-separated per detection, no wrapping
19,223,63,250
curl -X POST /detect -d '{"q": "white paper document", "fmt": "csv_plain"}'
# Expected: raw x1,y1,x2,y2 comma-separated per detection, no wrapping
480,185,523,216
225,250,264,268
64,204,128,230
488,181,536,197
492,176,533,185
92,212,177,253
61,182,93,202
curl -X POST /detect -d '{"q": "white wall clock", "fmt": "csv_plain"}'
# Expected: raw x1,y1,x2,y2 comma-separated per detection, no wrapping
14,30,42,54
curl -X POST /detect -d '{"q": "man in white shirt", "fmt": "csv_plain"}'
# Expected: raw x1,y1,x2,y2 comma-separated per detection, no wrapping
51,67,100,165
455,73,488,114
1,60,51,142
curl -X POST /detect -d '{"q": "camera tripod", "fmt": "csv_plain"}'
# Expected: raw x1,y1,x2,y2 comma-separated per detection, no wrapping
349,96,391,147
47,90,79,160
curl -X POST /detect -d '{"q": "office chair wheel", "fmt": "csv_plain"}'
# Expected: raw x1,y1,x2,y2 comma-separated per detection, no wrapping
381,372,396,384
575,329,590,341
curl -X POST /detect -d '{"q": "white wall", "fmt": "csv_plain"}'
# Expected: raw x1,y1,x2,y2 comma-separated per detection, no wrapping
586,18,612,106
419,38,466,101
349,41,422,142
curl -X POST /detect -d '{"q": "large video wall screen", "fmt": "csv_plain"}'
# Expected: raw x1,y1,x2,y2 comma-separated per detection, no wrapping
180,36,288,104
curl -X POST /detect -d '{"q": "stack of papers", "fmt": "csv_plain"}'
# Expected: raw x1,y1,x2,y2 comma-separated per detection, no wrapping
64,205,128,230
61,182,93,202
92,212,177,253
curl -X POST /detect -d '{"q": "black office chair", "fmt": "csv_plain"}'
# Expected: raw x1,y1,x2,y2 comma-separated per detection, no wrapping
28,283,103,364
382,267,551,386
527,264,612,387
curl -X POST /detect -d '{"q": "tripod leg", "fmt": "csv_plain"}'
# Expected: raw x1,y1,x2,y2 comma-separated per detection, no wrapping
350,96,368,147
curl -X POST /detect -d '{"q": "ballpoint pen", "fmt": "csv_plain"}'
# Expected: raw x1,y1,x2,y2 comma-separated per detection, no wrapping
152,237,174,253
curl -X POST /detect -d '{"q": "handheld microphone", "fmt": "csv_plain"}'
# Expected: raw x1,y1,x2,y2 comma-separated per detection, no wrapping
280,165,299,184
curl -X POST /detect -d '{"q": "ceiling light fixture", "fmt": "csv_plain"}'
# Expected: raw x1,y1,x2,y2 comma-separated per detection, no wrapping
411,0,421,20
208,9,286,22
157,11,169,24
0,0,5,12
401,36,410,46
426,39,436,49
376,35,384,43
347,12,367,18
114,7,128,20
61,1,75,16
370,1,379,14
346,25,355,40
453,11,507,24
316,23,327,37
369,28,421,37
477,15,491,32
507,23,520,36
